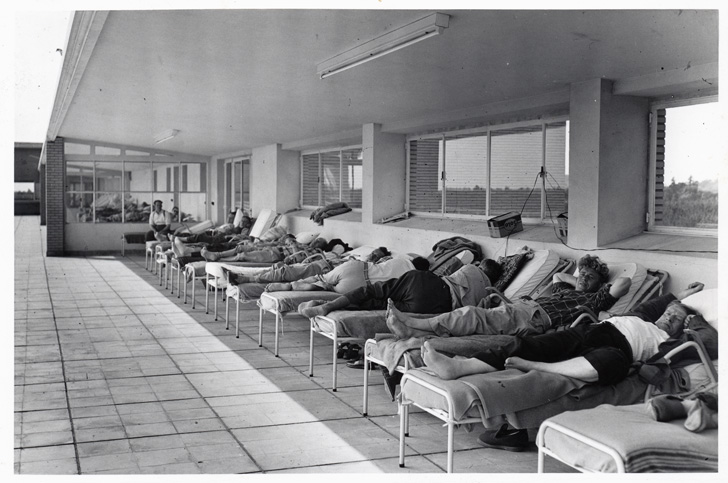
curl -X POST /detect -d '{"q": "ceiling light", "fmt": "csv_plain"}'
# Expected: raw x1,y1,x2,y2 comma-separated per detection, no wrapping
317,12,450,79
154,129,180,144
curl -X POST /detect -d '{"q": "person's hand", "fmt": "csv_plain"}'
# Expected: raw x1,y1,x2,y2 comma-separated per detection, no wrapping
677,282,704,300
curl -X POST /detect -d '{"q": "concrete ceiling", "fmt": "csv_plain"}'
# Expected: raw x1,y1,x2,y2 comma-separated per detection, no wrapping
54,9,719,157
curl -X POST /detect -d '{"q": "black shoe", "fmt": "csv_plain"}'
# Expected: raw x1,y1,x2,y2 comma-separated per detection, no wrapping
337,343,351,359
477,424,529,452
380,366,402,401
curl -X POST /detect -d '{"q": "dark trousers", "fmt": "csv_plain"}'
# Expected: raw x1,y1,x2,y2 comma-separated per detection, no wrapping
473,323,633,385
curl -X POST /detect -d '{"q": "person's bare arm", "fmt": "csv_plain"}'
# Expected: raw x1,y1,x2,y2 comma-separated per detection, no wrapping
553,272,577,286
676,282,704,300
608,277,631,299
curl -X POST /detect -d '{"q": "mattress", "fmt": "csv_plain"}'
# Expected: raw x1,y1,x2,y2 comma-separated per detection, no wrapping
258,290,342,314
313,310,389,340
540,403,718,472
504,249,560,299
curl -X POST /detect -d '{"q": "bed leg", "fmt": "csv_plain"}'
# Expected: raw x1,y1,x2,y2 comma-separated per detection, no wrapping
363,345,369,416
258,307,263,347
183,273,187,304
225,292,230,330
447,422,454,473
331,335,338,392
213,277,218,321
274,311,280,357
177,267,181,298
308,320,314,377
399,401,408,467
235,296,240,338
204,275,209,313
192,276,197,309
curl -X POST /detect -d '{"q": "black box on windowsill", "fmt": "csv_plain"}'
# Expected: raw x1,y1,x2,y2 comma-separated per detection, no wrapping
487,212,523,238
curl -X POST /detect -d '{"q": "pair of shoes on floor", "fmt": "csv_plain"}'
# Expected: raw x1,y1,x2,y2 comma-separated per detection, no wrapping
380,365,402,401
346,357,377,370
478,424,530,452
337,343,360,361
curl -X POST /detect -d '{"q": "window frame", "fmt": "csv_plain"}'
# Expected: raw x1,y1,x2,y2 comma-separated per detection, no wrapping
299,144,363,210
647,96,719,237
222,155,251,215
405,116,569,224
64,139,208,224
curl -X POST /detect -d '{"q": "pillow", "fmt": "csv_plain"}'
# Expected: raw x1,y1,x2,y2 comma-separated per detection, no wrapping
259,225,288,242
232,209,244,228
682,288,718,328
294,231,320,245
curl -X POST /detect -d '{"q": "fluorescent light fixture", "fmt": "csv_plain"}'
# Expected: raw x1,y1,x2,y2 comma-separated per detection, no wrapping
317,12,450,79
154,129,180,144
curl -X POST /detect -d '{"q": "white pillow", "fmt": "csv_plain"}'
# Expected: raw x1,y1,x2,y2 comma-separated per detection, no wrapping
295,231,320,244
233,209,244,228
682,288,718,328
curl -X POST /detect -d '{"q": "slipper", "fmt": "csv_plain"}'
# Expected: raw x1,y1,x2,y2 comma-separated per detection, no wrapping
337,343,351,359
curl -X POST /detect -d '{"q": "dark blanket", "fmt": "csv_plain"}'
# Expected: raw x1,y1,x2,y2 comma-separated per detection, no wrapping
426,236,483,273
310,202,352,225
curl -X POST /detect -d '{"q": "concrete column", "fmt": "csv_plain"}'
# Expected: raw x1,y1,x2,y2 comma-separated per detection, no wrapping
568,79,649,247
250,144,300,217
362,123,406,224
45,138,65,256
39,164,47,226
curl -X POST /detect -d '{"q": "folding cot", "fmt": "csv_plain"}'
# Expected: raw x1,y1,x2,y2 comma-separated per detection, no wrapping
397,328,717,473
175,209,281,309
536,288,720,473
395,276,715,474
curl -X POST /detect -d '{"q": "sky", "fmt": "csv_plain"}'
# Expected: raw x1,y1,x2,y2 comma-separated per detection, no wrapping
14,10,72,143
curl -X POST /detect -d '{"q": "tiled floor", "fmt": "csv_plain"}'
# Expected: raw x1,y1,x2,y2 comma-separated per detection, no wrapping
14,216,575,474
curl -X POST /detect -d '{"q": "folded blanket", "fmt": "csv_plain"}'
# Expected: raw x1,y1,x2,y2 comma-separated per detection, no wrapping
310,202,351,225
401,367,587,422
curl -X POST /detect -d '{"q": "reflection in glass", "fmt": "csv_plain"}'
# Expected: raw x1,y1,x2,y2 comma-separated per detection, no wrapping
96,162,123,191
125,193,153,223
66,162,94,191
490,126,543,218
66,193,94,223
94,192,123,223
124,162,152,191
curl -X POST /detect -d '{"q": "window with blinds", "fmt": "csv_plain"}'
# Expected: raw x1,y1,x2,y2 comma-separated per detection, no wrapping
300,146,363,208
408,120,568,221
650,101,718,233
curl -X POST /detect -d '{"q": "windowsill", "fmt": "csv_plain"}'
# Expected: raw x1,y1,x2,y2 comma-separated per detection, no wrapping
285,210,717,259
285,208,362,223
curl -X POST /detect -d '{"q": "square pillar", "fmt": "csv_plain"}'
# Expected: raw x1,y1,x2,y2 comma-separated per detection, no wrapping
362,123,406,224
568,79,649,247
45,138,65,256
250,144,300,217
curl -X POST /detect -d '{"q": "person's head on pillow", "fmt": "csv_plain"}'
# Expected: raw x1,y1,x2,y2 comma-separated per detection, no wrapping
227,211,237,224
656,301,696,337
279,234,297,245
366,247,391,263
576,254,610,293
240,215,252,229
479,258,503,284
309,237,327,251
411,257,430,271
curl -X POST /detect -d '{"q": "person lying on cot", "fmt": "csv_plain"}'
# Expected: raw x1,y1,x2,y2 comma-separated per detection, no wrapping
220,246,411,301
263,247,427,296
382,254,631,339
418,282,709,383
171,214,253,243
412,281,715,451
295,259,502,318
198,235,329,264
